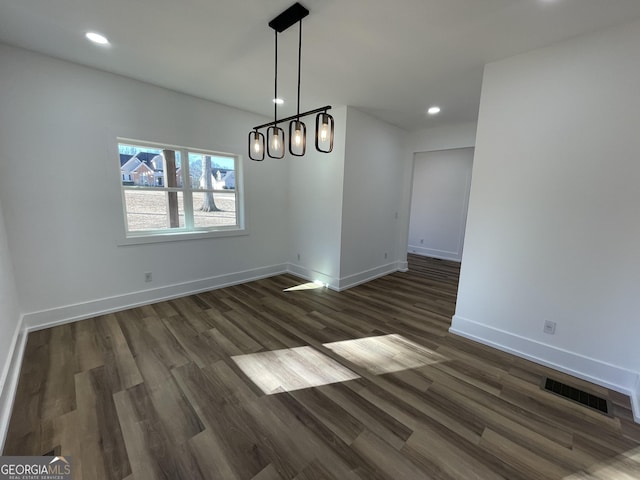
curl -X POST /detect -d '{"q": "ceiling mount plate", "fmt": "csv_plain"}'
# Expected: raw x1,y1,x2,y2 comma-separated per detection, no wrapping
269,3,309,32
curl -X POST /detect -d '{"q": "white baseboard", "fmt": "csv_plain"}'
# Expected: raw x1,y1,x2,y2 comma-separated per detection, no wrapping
286,263,340,291
407,246,461,262
450,315,640,423
22,259,406,332
23,263,288,332
338,262,402,291
287,261,405,291
0,314,26,453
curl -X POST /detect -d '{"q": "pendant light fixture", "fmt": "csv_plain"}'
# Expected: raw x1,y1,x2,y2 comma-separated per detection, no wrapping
248,3,335,161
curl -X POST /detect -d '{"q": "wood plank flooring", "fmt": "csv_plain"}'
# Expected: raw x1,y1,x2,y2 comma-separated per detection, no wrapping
4,254,640,479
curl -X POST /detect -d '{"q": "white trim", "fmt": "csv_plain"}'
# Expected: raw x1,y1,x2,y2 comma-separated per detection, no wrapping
23,264,287,331
118,227,249,246
0,314,26,453
286,263,340,291
338,262,401,291
285,262,406,292
450,315,640,423
117,138,245,241
26,258,420,333
0,315,23,408
407,247,461,262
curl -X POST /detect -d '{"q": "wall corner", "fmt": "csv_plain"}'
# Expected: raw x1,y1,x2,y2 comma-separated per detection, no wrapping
632,375,640,424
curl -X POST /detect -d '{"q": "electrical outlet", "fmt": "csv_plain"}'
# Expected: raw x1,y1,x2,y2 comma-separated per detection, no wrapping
543,320,556,335
145,272,152,283
297,253,301,261
384,252,388,259
420,239,425,244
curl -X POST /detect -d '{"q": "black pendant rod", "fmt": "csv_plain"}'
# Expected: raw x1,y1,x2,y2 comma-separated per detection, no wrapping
253,106,332,131
296,19,302,120
274,30,278,125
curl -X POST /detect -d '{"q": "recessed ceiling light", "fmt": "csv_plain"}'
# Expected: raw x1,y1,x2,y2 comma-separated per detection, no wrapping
428,106,441,115
273,98,284,105
86,32,109,45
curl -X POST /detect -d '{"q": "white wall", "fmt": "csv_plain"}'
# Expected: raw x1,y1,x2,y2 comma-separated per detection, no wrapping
405,122,477,264
0,195,22,450
339,108,408,288
451,19,640,419
0,44,289,326
410,121,477,153
287,107,347,288
408,148,473,262
287,107,409,290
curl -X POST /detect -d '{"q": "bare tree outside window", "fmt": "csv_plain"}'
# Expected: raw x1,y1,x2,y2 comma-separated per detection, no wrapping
201,155,221,212
163,149,180,227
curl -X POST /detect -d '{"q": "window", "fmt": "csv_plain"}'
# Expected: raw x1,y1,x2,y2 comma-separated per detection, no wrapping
118,139,243,240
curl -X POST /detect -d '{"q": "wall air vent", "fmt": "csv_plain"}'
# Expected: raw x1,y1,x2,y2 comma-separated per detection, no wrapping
542,377,611,416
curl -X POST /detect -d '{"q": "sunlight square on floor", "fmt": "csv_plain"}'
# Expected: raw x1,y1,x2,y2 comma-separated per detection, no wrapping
231,346,360,395
323,334,448,375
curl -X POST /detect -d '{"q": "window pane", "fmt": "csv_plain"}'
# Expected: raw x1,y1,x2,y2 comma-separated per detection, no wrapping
192,191,237,228
118,139,242,238
125,190,185,231
189,152,235,190
119,144,181,188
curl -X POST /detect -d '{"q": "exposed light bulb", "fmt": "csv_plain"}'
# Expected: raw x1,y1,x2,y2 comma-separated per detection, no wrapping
294,129,302,146
272,136,279,150
253,133,261,153
320,123,329,142
318,113,330,142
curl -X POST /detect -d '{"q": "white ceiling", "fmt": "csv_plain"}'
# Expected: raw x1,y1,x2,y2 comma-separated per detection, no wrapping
1,0,640,131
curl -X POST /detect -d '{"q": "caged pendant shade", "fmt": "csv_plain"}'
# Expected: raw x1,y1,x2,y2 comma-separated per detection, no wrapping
289,120,306,157
315,112,334,153
267,125,285,159
248,2,334,161
249,130,265,161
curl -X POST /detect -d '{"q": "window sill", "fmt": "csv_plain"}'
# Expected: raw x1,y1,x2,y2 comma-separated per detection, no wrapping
118,227,248,246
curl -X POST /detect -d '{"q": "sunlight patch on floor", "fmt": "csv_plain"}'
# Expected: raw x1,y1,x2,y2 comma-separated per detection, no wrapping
283,280,326,292
232,346,360,395
562,446,640,479
323,334,448,375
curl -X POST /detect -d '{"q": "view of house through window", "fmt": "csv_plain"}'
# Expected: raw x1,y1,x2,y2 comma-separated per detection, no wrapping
118,140,240,235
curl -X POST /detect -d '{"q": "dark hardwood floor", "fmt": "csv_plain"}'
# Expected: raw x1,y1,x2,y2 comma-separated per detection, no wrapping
4,254,640,479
